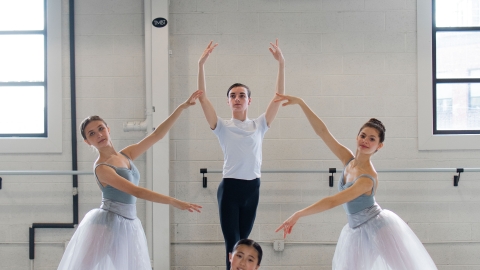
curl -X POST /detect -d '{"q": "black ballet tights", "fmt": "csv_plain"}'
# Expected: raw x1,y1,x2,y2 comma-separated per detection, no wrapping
217,178,260,270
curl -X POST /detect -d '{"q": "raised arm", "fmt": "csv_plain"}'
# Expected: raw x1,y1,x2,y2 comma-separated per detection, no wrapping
275,176,373,238
95,165,202,212
275,94,354,165
198,41,218,129
121,90,203,160
265,39,285,127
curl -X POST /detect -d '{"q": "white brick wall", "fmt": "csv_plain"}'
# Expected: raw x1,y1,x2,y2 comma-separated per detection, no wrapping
0,0,479,269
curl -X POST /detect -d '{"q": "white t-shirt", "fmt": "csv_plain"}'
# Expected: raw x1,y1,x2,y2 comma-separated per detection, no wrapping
212,113,269,180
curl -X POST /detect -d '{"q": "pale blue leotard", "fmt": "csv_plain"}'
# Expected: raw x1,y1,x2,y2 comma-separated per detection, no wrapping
338,158,382,228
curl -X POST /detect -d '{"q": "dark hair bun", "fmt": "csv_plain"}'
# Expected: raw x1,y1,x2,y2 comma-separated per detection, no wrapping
368,118,385,133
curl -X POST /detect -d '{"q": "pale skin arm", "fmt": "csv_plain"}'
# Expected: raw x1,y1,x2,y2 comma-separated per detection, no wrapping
274,94,354,165
264,39,285,127
198,41,219,129
275,177,373,238
95,165,202,212
121,90,203,161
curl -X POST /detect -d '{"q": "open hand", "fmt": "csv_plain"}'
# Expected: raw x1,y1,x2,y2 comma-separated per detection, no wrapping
172,199,202,213
182,90,204,108
199,41,218,66
275,212,300,239
268,38,284,64
273,93,304,107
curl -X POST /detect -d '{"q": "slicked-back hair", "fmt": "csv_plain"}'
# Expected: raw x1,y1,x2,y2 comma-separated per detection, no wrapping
227,83,251,98
80,115,107,140
232,239,263,266
358,118,386,143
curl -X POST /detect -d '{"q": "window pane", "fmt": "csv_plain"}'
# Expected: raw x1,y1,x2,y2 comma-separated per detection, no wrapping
0,0,44,31
0,35,44,82
436,32,480,79
436,0,480,27
436,83,480,131
0,86,45,134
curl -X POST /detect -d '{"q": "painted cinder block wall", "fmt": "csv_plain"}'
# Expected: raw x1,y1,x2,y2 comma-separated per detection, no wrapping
168,0,480,269
0,0,147,269
0,0,479,269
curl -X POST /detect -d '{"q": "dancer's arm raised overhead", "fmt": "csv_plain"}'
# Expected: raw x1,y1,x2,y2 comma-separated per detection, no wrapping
121,90,204,161
198,41,219,129
264,39,285,127
274,94,354,165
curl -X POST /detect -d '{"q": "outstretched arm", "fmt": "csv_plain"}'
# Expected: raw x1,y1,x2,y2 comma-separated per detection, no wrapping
265,39,285,127
275,94,354,165
275,177,373,238
198,41,218,129
95,165,202,212
122,90,203,160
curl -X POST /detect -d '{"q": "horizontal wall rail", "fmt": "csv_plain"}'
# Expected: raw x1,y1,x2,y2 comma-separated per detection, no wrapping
199,167,480,187
171,240,480,245
0,171,92,175
199,168,480,173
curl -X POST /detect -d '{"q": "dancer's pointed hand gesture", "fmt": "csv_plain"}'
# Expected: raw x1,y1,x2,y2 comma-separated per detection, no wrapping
268,38,284,64
275,211,301,239
181,89,204,108
199,41,218,66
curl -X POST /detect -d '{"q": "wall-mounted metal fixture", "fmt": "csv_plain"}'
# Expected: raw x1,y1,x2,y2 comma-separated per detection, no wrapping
329,168,336,187
454,168,463,186
200,168,208,188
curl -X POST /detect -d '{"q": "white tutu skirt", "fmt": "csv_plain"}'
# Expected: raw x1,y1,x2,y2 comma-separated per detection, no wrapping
333,209,437,270
58,200,151,270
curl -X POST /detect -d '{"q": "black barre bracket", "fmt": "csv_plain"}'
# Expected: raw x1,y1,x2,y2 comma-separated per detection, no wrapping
329,168,336,187
453,168,463,186
0,176,2,189
200,168,207,188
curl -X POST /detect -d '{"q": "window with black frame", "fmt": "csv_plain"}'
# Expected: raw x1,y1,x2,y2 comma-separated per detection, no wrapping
433,0,480,134
0,0,47,137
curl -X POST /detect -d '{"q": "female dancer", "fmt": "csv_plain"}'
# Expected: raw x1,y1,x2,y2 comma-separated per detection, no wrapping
229,239,263,270
274,94,437,269
57,91,203,270
197,39,285,270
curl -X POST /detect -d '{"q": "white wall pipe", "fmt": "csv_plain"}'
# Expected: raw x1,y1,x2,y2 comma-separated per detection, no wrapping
143,0,154,263
145,0,170,268
123,120,147,132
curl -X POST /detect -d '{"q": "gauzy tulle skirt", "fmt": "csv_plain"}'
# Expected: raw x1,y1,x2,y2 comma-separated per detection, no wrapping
333,209,437,270
57,200,151,270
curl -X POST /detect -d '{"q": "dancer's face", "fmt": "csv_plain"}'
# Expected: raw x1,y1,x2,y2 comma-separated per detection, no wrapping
227,87,251,112
229,244,260,270
356,127,383,154
83,120,111,149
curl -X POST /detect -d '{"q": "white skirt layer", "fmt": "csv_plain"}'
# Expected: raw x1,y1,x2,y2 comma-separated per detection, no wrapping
57,205,151,270
333,210,437,270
